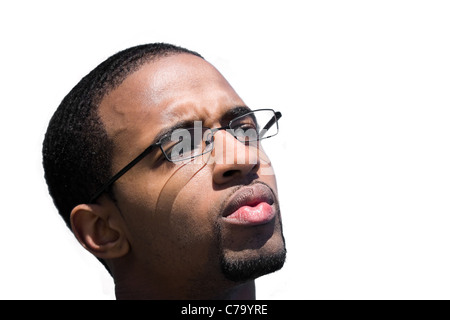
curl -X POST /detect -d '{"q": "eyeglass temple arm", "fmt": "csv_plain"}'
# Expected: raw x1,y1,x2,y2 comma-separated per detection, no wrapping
260,111,282,139
88,144,158,203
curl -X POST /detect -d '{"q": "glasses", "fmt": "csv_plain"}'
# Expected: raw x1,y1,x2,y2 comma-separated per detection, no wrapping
88,108,282,203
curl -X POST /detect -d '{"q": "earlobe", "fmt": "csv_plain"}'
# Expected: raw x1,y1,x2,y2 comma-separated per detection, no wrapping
70,203,130,260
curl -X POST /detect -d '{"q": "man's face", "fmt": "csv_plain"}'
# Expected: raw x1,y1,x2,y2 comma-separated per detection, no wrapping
98,54,285,288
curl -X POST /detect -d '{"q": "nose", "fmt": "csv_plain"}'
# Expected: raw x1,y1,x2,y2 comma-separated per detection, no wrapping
211,130,261,185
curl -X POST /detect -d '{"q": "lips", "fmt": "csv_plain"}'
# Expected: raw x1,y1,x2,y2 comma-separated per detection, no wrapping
222,183,276,226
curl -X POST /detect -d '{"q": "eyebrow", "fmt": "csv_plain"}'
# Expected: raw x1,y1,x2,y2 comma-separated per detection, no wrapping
152,119,196,145
151,105,252,145
222,105,252,122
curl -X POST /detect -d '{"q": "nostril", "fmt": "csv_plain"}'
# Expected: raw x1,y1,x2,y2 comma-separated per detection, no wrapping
223,170,238,177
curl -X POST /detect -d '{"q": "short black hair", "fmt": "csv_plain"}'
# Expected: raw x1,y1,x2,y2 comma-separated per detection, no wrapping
43,43,203,227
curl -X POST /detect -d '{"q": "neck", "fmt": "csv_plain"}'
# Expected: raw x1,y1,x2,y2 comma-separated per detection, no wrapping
114,272,256,300
218,281,256,300
111,256,257,300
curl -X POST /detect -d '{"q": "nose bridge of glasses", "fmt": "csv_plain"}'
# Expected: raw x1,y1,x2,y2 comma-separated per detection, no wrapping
208,126,262,164
208,125,244,144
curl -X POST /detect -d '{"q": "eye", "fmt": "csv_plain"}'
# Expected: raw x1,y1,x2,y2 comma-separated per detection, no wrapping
163,138,183,158
161,127,207,161
230,113,258,129
233,126,259,143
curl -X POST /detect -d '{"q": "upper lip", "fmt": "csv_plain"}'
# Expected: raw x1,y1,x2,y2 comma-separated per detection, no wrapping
221,183,275,218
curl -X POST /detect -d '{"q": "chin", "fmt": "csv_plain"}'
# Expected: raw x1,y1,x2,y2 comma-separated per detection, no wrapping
218,216,286,282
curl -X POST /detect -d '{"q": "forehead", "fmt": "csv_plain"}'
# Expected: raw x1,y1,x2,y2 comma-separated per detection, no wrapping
98,53,245,159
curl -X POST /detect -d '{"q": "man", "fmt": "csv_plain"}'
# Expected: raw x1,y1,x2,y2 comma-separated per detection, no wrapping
43,43,286,299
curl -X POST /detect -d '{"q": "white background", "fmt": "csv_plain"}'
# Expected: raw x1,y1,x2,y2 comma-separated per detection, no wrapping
1,0,449,299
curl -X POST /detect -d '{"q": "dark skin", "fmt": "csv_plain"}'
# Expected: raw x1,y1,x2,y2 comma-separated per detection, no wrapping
70,54,285,299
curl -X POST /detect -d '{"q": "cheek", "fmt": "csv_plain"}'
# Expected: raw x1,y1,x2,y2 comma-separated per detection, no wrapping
117,163,221,273
144,169,221,276
168,174,218,245
149,163,219,251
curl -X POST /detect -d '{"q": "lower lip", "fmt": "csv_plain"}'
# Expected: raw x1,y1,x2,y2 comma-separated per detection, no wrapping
223,202,275,226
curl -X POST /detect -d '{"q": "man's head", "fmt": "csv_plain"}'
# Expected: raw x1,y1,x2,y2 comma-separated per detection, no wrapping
43,43,285,299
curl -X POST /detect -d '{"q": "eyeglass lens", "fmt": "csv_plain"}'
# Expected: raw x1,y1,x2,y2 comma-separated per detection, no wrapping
161,110,278,162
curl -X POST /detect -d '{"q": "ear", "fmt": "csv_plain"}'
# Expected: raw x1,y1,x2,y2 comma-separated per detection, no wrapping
70,202,130,260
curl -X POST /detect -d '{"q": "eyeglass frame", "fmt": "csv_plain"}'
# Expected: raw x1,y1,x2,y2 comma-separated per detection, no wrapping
88,108,282,203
